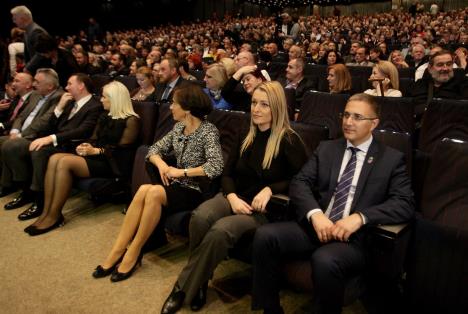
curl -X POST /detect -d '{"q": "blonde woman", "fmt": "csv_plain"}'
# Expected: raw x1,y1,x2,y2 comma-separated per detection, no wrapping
161,81,308,314
327,64,352,94
93,84,223,282
25,81,140,236
203,63,232,110
389,50,409,69
365,61,402,97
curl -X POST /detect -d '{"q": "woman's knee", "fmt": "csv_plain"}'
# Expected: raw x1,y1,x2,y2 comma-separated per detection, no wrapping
145,184,166,204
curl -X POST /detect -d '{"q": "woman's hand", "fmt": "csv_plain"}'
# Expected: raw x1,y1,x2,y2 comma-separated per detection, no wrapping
251,187,272,213
227,193,253,215
166,167,184,179
76,143,98,156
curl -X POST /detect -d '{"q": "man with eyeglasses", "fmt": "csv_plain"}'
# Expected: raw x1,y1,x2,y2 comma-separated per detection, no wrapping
251,93,415,314
409,50,468,116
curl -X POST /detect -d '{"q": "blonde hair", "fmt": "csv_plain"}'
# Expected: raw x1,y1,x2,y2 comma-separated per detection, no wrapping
219,58,236,78
11,6,32,18
374,61,399,90
241,81,295,169
206,63,228,90
102,81,139,119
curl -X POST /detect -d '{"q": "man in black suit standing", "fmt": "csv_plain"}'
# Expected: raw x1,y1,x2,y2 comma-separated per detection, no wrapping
10,5,49,75
3,73,102,220
251,93,415,314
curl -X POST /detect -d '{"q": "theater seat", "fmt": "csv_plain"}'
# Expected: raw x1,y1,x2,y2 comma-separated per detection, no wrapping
115,75,139,92
418,98,468,154
406,138,468,314
297,91,349,139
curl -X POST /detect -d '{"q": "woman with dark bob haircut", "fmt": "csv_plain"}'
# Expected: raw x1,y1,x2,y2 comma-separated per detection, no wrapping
93,84,224,282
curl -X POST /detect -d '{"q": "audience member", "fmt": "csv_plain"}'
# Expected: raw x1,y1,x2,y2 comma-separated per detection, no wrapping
203,63,232,110
251,93,415,314
161,81,307,314
24,81,140,236
327,64,352,94
2,73,102,221
409,50,468,116
93,84,223,282
10,5,49,74
131,66,157,102
364,61,402,97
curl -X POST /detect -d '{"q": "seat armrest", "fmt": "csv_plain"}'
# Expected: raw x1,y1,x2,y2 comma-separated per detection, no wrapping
271,193,290,204
370,223,410,240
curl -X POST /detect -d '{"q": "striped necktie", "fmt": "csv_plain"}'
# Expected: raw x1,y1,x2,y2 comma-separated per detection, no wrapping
329,147,359,222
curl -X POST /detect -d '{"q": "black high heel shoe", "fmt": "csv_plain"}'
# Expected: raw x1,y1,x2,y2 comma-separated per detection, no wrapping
161,285,185,314
27,215,64,236
92,250,126,279
190,281,208,311
110,252,143,282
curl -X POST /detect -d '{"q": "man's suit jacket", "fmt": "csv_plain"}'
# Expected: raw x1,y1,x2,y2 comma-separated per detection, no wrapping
290,138,414,227
41,96,103,148
13,89,64,140
0,93,34,131
24,22,49,73
278,76,317,105
154,77,187,103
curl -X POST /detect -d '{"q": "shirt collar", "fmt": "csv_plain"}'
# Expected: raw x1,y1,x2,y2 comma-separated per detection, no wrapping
75,94,92,108
21,91,33,101
167,76,180,90
346,135,373,154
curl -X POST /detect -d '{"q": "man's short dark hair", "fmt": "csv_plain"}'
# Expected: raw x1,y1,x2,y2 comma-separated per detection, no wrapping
73,72,94,94
173,84,212,119
347,93,380,118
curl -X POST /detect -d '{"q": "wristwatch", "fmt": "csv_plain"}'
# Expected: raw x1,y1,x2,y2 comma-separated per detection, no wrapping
184,168,188,177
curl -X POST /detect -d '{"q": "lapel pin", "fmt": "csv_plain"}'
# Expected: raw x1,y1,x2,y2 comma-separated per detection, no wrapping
367,156,374,164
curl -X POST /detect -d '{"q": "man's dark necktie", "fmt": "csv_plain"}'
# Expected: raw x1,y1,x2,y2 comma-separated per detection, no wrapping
329,147,359,222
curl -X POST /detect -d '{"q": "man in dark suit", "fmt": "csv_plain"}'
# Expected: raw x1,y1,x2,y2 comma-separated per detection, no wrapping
278,58,317,109
251,93,415,314
0,69,62,197
10,5,49,75
0,73,34,132
3,73,102,220
154,58,186,103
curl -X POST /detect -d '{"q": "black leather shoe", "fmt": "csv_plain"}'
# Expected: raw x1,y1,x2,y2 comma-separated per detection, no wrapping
0,186,16,198
190,282,208,311
161,286,185,314
17,203,43,221
4,192,34,210
110,252,143,282
92,251,126,278
27,215,64,236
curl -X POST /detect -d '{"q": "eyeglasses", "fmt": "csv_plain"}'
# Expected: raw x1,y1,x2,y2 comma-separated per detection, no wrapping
339,112,378,121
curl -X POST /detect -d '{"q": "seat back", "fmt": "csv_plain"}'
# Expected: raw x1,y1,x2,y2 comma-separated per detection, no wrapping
399,77,414,97
115,75,139,92
398,67,415,79
91,74,112,96
153,102,175,142
283,87,297,120
375,96,415,134
420,138,468,230
373,129,412,176
297,91,349,139
132,101,158,145
291,122,329,157
207,109,250,161
418,98,468,153
131,145,151,195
